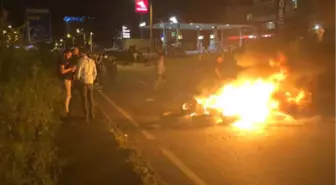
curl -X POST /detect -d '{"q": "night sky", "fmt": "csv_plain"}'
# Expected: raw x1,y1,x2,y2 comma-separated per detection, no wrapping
3,0,253,41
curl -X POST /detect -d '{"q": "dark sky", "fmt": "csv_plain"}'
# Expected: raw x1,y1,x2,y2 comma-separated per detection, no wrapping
3,0,253,40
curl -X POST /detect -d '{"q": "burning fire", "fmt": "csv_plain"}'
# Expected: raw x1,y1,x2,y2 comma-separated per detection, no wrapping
190,60,309,130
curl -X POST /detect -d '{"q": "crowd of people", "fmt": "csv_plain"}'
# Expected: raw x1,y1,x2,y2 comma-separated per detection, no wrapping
58,46,167,120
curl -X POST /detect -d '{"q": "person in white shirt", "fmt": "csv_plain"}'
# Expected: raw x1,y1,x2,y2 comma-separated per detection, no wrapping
76,49,97,121
153,49,166,92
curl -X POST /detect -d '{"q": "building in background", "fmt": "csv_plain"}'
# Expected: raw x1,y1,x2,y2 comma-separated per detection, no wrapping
247,0,299,32
26,9,52,43
224,6,250,24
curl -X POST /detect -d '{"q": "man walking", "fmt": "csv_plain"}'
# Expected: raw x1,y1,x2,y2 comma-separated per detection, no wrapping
76,48,97,121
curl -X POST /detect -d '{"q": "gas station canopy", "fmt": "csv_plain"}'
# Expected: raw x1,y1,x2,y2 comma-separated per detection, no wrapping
143,22,256,30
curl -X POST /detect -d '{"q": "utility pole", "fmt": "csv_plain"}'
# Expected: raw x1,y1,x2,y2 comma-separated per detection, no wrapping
149,2,153,52
140,15,143,39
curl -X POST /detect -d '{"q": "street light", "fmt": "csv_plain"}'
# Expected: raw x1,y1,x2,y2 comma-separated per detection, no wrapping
76,28,80,33
89,32,93,52
8,25,12,29
139,22,146,39
139,22,146,27
169,16,179,44
169,16,178,24
2,30,7,34
67,33,71,38
60,39,63,42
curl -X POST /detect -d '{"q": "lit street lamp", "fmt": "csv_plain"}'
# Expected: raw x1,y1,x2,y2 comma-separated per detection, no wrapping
169,16,179,44
139,22,146,39
76,28,86,45
66,34,75,47
89,32,93,52
139,22,146,27
8,25,12,29
169,16,178,24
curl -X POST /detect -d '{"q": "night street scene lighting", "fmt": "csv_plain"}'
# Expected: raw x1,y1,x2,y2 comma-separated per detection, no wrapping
169,16,178,23
1,1,334,185
139,22,146,27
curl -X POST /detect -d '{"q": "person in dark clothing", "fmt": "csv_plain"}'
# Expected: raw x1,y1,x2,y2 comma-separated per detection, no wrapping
71,47,81,65
104,54,117,84
215,54,224,80
59,49,76,114
71,47,81,94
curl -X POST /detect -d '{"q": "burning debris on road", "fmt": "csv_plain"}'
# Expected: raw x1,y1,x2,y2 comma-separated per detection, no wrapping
182,56,312,131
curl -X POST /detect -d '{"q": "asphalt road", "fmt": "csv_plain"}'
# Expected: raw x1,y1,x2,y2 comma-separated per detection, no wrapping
97,57,335,185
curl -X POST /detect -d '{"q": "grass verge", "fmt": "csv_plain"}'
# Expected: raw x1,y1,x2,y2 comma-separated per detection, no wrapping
56,96,164,185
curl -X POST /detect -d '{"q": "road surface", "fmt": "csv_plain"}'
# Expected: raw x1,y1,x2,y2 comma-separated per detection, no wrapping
97,57,335,185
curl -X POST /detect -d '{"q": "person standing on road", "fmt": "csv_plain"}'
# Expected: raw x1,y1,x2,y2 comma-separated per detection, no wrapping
153,49,166,92
106,54,118,84
215,53,224,80
60,49,77,114
76,48,97,121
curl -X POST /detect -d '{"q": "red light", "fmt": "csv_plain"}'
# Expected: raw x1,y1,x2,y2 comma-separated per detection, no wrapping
135,0,149,13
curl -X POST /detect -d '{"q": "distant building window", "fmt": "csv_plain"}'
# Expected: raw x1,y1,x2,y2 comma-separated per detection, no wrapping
247,13,253,21
292,0,298,9
266,22,276,30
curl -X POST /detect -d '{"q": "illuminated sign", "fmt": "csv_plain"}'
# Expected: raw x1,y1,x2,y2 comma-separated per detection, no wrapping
26,9,51,42
277,0,285,29
135,0,148,13
122,26,131,38
63,16,85,23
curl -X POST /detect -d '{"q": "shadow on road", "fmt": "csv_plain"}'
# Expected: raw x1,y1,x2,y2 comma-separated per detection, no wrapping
56,115,142,185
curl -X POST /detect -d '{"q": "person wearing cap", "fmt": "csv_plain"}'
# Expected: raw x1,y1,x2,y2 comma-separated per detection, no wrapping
76,48,97,121
59,49,77,114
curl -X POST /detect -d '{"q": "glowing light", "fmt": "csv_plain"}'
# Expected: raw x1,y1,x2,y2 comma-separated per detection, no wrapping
191,59,309,131
139,22,146,27
169,16,178,24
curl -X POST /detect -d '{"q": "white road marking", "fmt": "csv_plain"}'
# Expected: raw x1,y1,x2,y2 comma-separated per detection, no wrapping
141,130,156,140
98,91,156,139
161,148,209,185
139,80,148,85
98,91,209,185
98,106,111,123
97,91,139,127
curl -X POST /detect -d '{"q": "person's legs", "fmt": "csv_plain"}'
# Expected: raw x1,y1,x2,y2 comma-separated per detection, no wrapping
87,84,95,118
82,83,90,120
64,79,72,113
